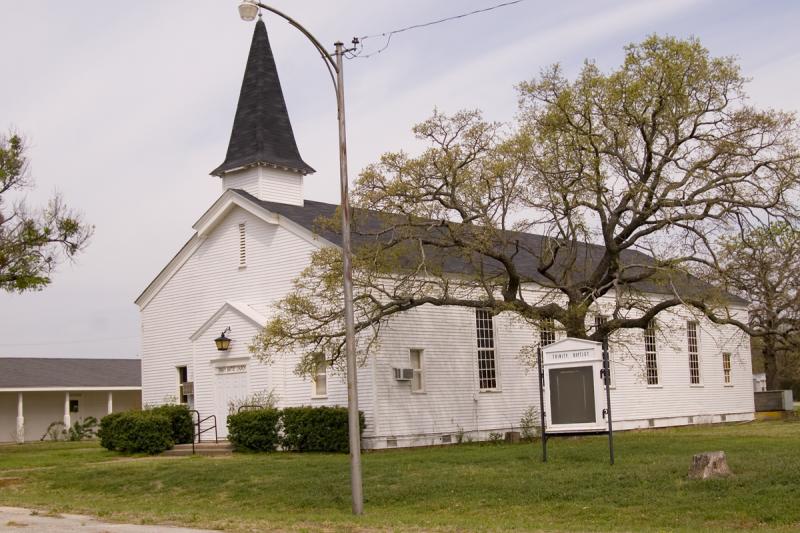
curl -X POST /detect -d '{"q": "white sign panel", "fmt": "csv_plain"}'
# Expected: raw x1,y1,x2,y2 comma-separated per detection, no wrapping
542,338,607,433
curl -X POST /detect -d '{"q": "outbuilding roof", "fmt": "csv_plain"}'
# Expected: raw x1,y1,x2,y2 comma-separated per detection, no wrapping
0,358,141,390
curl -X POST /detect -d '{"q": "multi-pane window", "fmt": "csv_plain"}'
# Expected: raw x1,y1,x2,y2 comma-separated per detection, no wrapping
687,321,701,385
410,349,424,392
722,352,732,384
475,309,498,390
540,317,556,346
312,353,328,397
177,366,189,404
238,222,246,267
644,320,659,385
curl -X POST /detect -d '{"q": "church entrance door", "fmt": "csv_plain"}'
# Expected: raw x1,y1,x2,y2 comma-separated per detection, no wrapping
214,363,248,438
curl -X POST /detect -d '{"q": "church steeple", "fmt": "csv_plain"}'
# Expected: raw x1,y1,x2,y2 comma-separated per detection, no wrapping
212,18,314,178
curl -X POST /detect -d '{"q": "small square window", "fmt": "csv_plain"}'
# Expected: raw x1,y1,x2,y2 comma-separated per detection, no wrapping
69,399,80,413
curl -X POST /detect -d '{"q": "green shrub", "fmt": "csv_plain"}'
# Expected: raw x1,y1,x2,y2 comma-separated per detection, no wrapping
98,412,124,449
227,408,281,451
280,406,365,453
148,404,193,444
98,411,173,454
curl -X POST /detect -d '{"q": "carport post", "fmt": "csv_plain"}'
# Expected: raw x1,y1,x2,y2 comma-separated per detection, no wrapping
16,393,24,443
63,392,71,428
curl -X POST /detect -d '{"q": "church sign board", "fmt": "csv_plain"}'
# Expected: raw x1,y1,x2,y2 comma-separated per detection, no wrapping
542,338,608,433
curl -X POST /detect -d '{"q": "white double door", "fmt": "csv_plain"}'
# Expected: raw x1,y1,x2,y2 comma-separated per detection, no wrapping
214,365,249,438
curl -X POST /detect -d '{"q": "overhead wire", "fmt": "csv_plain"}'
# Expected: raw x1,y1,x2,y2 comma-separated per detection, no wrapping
346,0,528,60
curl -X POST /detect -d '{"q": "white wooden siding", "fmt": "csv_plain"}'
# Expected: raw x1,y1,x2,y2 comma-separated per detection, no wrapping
221,166,304,206
140,205,375,436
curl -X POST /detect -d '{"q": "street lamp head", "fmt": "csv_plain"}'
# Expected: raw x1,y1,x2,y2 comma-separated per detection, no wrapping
238,0,259,22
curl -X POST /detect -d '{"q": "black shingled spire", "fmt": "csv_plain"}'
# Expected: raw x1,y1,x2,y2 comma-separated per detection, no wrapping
212,19,314,176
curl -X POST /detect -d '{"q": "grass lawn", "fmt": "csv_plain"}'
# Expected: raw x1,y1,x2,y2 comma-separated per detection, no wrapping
1,421,799,532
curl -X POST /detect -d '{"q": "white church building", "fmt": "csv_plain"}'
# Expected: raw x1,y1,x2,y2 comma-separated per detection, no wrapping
136,20,756,449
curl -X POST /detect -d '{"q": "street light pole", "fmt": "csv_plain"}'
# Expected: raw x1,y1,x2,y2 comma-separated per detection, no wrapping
334,40,364,516
238,1,363,515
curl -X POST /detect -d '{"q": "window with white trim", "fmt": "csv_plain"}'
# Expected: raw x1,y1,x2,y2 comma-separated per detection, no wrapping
475,309,498,390
687,321,701,385
238,222,246,267
312,353,328,397
722,352,732,384
644,320,659,385
410,349,424,392
540,317,556,346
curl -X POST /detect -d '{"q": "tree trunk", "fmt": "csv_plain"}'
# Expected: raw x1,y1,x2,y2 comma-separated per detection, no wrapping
763,336,780,390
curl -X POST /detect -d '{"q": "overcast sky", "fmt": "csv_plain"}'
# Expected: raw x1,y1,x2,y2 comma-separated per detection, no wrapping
0,0,797,359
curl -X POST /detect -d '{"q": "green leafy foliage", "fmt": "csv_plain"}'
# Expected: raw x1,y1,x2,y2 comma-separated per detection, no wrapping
252,35,800,377
98,411,173,455
68,417,98,441
226,408,281,452
0,132,93,292
281,407,365,453
147,404,193,444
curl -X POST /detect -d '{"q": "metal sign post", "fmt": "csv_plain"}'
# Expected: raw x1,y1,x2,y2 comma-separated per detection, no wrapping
537,345,547,462
602,337,615,465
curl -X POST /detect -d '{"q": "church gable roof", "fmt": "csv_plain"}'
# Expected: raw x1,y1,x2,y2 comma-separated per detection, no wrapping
211,19,314,177
231,189,748,306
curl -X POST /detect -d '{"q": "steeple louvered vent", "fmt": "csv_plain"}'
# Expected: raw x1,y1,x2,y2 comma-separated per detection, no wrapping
238,222,246,268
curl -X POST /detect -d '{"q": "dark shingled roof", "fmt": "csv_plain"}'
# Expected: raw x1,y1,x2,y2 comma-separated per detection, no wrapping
232,189,747,305
211,19,314,177
0,358,141,389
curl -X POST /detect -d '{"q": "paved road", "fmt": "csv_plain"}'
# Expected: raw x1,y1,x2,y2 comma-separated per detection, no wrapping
0,507,218,532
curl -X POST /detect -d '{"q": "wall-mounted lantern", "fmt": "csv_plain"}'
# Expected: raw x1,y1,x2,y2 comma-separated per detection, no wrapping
214,326,232,351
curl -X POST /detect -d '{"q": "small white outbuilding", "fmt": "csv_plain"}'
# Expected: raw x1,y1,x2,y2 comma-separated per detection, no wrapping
0,358,141,443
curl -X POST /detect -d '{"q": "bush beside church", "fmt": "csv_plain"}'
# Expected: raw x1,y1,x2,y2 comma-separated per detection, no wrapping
98,405,364,454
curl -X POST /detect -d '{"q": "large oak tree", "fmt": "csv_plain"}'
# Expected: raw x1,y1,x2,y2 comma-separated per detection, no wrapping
252,36,800,373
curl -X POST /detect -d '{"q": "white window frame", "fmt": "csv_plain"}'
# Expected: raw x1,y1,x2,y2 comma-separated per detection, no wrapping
644,320,660,387
177,365,190,405
722,352,733,386
540,317,556,347
687,321,703,386
311,353,328,398
409,348,425,393
475,309,500,391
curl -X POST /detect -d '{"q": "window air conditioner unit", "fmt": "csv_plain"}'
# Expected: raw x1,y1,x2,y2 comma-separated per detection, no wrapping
393,368,414,381
180,381,194,395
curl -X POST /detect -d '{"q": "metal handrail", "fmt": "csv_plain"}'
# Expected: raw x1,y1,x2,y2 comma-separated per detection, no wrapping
188,410,219,454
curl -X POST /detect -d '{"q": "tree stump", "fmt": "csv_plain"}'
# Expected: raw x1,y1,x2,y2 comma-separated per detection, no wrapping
688,451,733,480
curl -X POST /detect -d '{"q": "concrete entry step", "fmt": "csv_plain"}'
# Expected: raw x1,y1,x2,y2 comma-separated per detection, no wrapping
162,441,233,457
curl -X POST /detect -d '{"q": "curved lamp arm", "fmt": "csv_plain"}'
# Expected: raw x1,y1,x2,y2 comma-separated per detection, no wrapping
242,1,339,92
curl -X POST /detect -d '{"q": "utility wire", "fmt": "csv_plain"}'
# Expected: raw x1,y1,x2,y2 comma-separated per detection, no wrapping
348,0,528,59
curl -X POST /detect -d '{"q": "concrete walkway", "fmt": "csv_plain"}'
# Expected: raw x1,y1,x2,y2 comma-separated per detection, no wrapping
0,507,218,532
